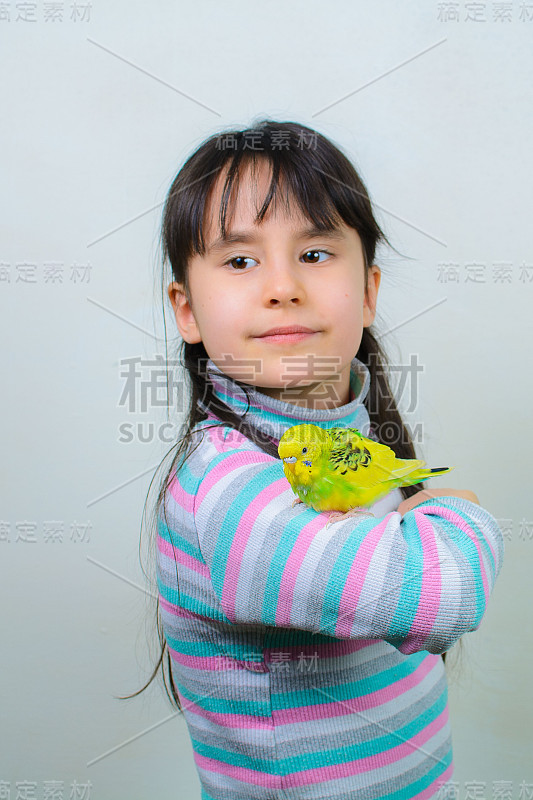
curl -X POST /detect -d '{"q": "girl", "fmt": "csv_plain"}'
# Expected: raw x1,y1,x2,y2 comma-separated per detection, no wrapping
134,120,504,799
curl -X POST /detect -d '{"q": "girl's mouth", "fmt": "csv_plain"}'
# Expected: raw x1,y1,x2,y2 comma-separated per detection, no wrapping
255,326,319,344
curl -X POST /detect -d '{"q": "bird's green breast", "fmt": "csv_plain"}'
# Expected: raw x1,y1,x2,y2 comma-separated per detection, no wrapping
295,470,397,512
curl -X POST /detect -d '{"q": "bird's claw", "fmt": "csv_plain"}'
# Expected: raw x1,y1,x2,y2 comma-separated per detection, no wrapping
325,508,375,528
291,497,304,508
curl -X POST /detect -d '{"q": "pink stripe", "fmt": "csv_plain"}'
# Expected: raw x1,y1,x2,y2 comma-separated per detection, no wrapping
160,596,376,664
195,450,274,510
157,533,209,577
283,704,451,787
272,653,439,724
194,752,282,788
334,514,393,637
400,510,442,653
412,763,455,800
204,421,250,453
221,479,289,621
159,595,204,620
168,645,268,674
275,514,327,625
415,504,491,606
207,424,231,453
192,705,450,787
166,474,195,513
179,694,277,732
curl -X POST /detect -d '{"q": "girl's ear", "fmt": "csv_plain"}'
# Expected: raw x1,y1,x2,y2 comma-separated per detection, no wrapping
363,265,381,327
167,282,202,343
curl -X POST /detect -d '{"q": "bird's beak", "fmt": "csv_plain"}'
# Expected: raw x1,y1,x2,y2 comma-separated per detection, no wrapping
283,456,297,472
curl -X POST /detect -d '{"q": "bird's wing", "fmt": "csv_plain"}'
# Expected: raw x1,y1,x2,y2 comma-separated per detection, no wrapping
326,427,425,488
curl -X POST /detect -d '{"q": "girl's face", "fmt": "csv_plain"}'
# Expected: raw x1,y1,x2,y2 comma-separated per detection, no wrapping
168,161,381,409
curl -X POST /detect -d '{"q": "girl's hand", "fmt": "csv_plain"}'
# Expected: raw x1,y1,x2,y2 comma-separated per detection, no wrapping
397,488,480,517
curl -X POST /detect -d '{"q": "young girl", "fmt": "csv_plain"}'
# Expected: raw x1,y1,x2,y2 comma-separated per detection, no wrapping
140,120,504,799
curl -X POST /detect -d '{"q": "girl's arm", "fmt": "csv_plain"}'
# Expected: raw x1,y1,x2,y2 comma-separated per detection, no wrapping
174,428,504,656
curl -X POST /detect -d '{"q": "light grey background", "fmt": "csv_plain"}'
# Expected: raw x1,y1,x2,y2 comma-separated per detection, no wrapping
1,1,531,797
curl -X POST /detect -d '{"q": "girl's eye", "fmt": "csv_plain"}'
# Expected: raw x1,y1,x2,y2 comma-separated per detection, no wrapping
223,250,332,270
301,249,332,264
224,256,258,270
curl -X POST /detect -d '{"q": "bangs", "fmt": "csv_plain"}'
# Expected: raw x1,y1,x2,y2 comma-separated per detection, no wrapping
206,151,345,247
163,120,389,286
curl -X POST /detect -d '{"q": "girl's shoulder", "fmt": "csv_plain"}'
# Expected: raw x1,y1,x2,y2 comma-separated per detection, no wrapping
186,418,261,462
169,419,269,497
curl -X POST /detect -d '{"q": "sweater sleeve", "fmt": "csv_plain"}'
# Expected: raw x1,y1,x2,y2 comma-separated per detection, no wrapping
191,428,505,655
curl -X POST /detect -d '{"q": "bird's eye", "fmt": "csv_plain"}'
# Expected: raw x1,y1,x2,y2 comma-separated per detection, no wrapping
302,447,308,454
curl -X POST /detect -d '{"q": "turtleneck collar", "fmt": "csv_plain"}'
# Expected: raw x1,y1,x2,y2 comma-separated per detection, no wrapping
196,357,374,444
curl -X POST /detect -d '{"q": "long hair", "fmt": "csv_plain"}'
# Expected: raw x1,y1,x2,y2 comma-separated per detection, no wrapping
120,119,455,711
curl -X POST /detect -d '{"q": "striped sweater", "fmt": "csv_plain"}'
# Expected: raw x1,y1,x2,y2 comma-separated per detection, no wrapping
156,357,504,800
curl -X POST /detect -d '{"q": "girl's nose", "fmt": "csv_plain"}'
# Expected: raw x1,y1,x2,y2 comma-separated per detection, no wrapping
263,260,306,306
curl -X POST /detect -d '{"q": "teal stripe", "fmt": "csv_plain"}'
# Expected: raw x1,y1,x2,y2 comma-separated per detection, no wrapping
165,631,264,663
207,457,285,617
279,685,449,774
379,744,453,800
173,454,204,493
157,517,204,562
188,686,449,776
273,650,427,708
263,626,352,647
318,517,381,637
211,386,292,429
201,790,219,800
431,499,496,597
191,735,281,773
386,512,425,647
157,575,229,621
165,633,225,658
263,508,320,623
211,387,367,434
212,380,367,432
177,680,272,717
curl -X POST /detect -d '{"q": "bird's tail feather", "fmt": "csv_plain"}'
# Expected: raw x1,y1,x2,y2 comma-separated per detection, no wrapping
402,465,454,486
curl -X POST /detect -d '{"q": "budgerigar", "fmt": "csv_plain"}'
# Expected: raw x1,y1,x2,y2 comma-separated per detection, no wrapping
278,423,454,523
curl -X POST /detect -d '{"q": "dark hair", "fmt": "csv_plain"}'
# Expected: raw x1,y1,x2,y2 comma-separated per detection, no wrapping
120,118,456,711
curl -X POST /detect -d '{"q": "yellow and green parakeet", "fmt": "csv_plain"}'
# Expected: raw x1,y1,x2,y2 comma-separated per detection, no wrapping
278,423,453,521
